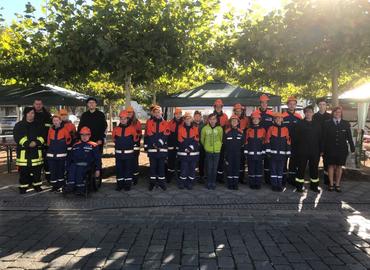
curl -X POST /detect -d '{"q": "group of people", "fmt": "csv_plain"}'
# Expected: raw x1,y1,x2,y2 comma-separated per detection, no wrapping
13,94,355,195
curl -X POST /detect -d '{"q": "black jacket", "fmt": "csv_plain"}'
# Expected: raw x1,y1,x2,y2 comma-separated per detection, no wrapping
313,111,331,128
323,119,355,158
78,109,107,142
292,119,322,156
13,119,44,166
34,107,52,140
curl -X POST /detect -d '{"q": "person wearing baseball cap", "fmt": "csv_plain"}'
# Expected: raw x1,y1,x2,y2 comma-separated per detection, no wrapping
177,112,199,190
224,114,244,190
144,105,170,191
46,114,72,192
65,126,102,195
265,112,291,192
167,107,183,183
244,111,266,189
112,110,139,191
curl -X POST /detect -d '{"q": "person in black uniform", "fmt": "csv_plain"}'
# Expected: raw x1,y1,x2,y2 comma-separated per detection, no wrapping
33,99,52,182
322,106,355,192
293,105,322,192
13,107,45,194
313,98,332,185
78,97,107,154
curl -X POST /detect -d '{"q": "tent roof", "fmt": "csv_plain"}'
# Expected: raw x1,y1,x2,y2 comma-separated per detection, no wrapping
158,80,281,107
0,84,102,106
339,82,370,102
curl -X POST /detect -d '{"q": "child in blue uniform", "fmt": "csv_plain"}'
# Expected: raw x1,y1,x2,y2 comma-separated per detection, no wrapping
47,114,71,191
113,110,139,191
244,111,266,189
224,114,244,190
177,112,199,190
144,105,170,191
65,127,101,195
265,113,291,192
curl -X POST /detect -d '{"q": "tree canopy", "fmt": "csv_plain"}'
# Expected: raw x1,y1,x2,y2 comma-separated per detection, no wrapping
0,0,369,106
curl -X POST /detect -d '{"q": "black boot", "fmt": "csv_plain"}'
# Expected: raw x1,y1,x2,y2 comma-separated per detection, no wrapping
19,187,27,194
34,186,43,192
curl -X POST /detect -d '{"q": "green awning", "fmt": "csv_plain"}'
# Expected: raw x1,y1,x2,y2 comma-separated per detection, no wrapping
0,84,102,106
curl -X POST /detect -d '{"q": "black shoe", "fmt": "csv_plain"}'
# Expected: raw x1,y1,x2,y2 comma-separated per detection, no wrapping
277,187,284,192
19,188,27,194
159,183,167,191
328,185,334,192
335,186,342,193
255,185,261,190
133,176,138,185
149,183,155,191
34,186,43,192
116,185,123,191
296,187,304,193
310,185,320,193
75,191,85,196
124,186,131,191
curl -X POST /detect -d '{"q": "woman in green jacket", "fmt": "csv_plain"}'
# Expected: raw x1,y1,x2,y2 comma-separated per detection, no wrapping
201,113,223,189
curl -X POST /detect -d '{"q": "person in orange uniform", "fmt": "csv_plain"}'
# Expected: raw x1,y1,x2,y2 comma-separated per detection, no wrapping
59,109,76,150
252,94,274,184
282,96,302,186
265,112,291,192
167,107,183,182
47,114,72,191
233,103,249,183
224,114,244,190
213,99,228,182
144,105,170,191
244,111,266,189
177,112,200,190
112,110,139,191
127,106,142,185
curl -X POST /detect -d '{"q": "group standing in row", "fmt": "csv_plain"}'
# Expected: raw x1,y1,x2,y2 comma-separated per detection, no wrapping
13,95,355,195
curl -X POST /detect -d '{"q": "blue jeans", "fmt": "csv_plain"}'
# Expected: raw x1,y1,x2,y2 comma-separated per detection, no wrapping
205,153,220,189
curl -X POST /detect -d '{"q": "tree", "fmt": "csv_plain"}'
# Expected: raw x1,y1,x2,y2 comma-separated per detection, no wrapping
235,0,370,104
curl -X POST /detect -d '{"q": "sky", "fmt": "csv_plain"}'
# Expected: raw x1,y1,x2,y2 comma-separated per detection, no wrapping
0,0,282,25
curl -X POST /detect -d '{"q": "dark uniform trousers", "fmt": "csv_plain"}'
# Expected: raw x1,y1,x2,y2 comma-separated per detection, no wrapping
179,159,197,189
295,154,320,189
48,159,66,189
116,158,133,190
19,165,43,189
247,158,263,188
271,158,285,188
149,156,166,188
226,152,240,189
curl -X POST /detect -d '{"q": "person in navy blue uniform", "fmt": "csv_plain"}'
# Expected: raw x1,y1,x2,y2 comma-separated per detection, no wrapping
323,106,355,192
144,105,170,191
313,98,332,185
113,110,139,191
282,96,302,185
65,127,101,195
47,114,71,191
224,114,244,190
293,105,322,193
265,113,291,192
252,94,274,184
244,111,266,189
177,112,200,190
127,106,142,185
166,107,183,183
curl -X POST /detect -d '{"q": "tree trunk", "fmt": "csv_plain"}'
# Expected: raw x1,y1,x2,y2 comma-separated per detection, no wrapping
331,68,340,107
109,103,113,132
124,73,132,107
152,92,157,105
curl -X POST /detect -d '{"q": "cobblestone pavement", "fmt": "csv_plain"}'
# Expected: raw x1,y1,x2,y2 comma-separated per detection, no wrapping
0,175,369,269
